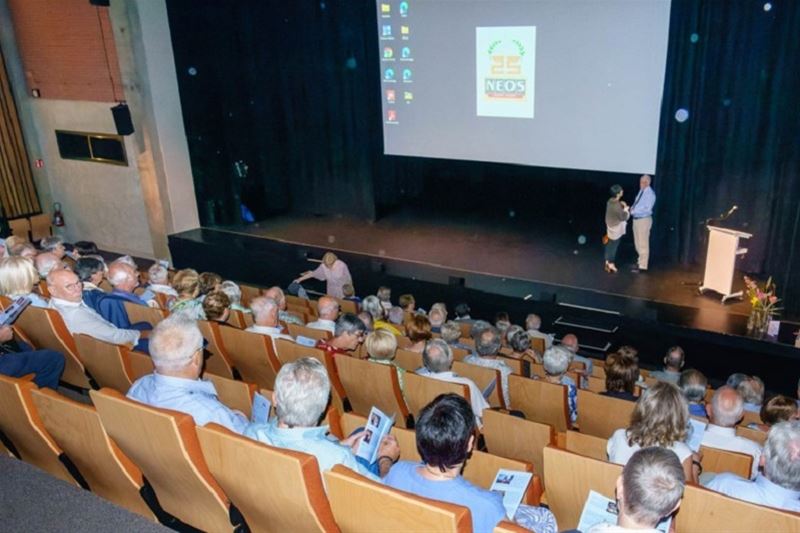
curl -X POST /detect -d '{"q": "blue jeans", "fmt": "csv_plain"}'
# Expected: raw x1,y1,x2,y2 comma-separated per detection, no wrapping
0,349,65,389
604,237,621,262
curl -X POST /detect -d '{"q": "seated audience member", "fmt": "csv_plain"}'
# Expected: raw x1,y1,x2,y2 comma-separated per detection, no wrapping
202,291,231,323
727,372,750,389
738,375,765,413
430,301,447,318
705,421,800,512
588,447,685,533
245,297,294,350
469,320,492,344
494,311,511,338
263,286,304,326
440,320,472,353
146,263,177,298
377,285,393,312
356,311,373,332
365,329,405,392
428,307,446,334
341,283,360,305
127,315,247,434
246,357,399,480
48,269,145,349
34,252,66,280
219,280,249,314
406,314,433,353
649,346,685,385
398,293,415,313
702,386,762,479
40,236,71,267
169,268,205,320
364,295,398,335
385,306,406,333
305,296,339,334
0,256,48,307
560,333,593,383
386,393,557,533
453,302,474,323
76,257,107,310
678,369,709,418
750,395,799,432
0,324,64,389
10,242,37,260
507,328,540,363
316,313,367,357
525,313,553,350
97,262,155,330
464,326,512,406
541,345,578,424
602,351,639,402
608,382,698,483
3,235,25,256
110,255,137,270
416,339,489,425
197,272,222,301
73,240,99,257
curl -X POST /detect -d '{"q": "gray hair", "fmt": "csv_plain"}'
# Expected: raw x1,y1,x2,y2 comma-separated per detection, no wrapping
361,295,384,320
148,264,169,284
509,329,531,353
149,315,204,371
387,306,405,325
423,338,453,373
334,313,367,337
428,307,445,326
274,357,330,427
475,327,502,357
250,297,278,321
543,345,571,376
710,386,744,427
219,280,242,306
108,263,134,287
678,369,707,403
35,253,60,278
111,255,137,268
737,376,764,406
622,447,685,527
440,321,462,344
317,297,340,318
40,236,63,252
665,346,685,369
726,373,749,389
505,325,524,343
469,320,492,340
525,313,542,331
763,421,800,490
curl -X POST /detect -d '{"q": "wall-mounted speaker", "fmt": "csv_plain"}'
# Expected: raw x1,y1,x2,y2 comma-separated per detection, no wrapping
111,103,134,136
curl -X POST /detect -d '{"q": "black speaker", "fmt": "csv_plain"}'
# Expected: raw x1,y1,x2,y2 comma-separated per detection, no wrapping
89,0,110,6
111,103,134,136
448,276,466,287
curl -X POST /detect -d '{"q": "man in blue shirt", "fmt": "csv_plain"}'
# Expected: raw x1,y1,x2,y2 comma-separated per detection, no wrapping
630,174,656,273
127,314,249,434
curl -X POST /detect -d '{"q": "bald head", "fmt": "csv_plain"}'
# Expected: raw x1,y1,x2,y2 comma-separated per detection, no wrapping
250,296,279,327
108,262,138,293
317,296,339,320
47,269,83,302
561,334,579,353
264,286,286,309
35,252,64,278
640,174,652,189
708,386,744,427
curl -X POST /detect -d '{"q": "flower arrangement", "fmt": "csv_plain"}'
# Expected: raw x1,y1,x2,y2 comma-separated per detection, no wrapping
743,276,781,337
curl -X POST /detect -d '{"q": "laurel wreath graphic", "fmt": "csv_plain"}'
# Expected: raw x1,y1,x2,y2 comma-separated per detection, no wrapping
487,39,526,56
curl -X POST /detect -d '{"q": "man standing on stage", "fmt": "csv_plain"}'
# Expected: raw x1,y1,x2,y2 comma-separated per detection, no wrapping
630,174,656,273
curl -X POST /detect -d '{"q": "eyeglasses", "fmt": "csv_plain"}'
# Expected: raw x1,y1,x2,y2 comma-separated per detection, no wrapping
65,281,83,291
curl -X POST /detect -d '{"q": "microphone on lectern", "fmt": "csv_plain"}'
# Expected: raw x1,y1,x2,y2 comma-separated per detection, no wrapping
721,205,738,220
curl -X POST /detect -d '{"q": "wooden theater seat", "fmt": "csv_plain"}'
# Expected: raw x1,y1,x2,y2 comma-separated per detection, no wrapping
204,372,256,419
8,217,30,239
14,305,91,389
335,297,358,314
74,334,138,393
576,389,635,439
128,350,155,381
735,425,768,446
324,464,472,533
508,374,570,433
287,323,332,342
29,213,53,242
224,308,248,329
274,339,349,413
482,409,555,490
543,446,622,530
123,302,167,329
403,372,469,420
699,445,753,479
452,360,505,409
586,375,606,393
335,356,411,428
218,326,281,390
30,388,155,520
564,430,608,462
0,375,77,484
393,348,423,372
197,320,236,379
499,357,530,378
494,521,530,533
91,388,239,533
239,284,262,308
740,409,764,428
197,424,339,532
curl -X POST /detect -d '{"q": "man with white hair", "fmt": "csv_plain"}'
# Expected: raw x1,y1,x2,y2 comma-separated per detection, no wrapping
705,421,800,511
305,296,339,334
127,315,248,434
649,346,685,385
428,307,445,333
701,386,762,479
146,263,177,298
316,313,367,357
246,357,400,480
245,296,294,350
416,338,489,425
93,262,154,331
737,376,765,413
629,174,656,273
34,252,65,279
219,280,249,313
542,345,578,423
560,333,593,385
525,313,553,350
464,326,512,407
263,286,304,325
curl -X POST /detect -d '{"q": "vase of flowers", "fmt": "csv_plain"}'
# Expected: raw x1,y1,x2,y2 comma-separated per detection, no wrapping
743,276,781,339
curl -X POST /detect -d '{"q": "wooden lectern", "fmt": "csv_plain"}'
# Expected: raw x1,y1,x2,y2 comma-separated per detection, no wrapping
699,226,752,303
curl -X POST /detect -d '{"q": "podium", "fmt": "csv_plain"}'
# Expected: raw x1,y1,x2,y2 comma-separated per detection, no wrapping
699,226,752,303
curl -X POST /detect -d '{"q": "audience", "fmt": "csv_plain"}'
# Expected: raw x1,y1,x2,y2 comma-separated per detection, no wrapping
0,323,64,390
202,290,231,323
245,297,294,350
40,236,67,263
727,372,750,389
464,325,512,406
169,268,205,320
405,314,433,353
364,329,404,392
264,286,304,326
507,328,540,363
197,271,222,300
219,280,249,314
386,306,406,334
701,386,762,479
453,302,474,323
385,393,557,533
440,320,472,353
541,345,578,424
0,256,48,307
147,263,177,298
602,351,639,402
97,262,155,329
126,315,247,433
356,310,374,332
305,295,339,333
751,395,799,432
316,313,367,357
649,346,685,385
398,293,415,313
560,333,594,384
341,282,360,304
376,285,393,311
494,311,511,337
738,376,765,413
76,256,108,310
428,306,445,333
678,369,709,418
363,295,396,334
525,313,553,350
34,252,65,280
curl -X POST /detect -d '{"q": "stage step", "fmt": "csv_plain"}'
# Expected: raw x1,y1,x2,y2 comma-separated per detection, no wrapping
551,302,621,353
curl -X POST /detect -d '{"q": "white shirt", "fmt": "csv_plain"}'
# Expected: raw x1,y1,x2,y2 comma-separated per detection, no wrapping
416,368,489,426
148,283,178,297
705,473,800,513
700,424,762,479
49,297,140,346
304,318,336,334
607,428,693,466
463,354,512,407
245,324,294,353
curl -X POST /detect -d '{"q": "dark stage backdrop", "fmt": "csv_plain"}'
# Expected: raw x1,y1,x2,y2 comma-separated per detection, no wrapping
166,0,800,317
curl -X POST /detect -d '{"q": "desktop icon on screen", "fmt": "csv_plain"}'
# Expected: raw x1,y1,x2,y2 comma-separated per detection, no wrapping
386,89,396,103
400,25,410,36
382,25,392,37
381,3,391,14
384,68,395,80
383,47,394,59
387,109,397,122
401,46,411,59
402,68,412,81
399,1,409,16
403,91,413,102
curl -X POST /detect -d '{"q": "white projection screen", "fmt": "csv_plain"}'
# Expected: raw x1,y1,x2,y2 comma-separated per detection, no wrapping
376,0,672,174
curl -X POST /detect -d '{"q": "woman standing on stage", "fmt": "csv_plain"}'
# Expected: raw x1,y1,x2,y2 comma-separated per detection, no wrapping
293,251,352,299
604,184,630,273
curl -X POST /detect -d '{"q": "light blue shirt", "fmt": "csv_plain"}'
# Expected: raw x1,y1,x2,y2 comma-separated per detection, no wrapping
244,419,379,482
649,369,681,385
384,461,505,533
127,373,248,434
705,473,800,512
630,186,656,219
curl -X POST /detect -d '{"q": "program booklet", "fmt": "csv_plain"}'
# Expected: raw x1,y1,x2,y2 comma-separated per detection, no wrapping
250,391,272,424
0,296,30,327
686,417,706,452
490,468,533,519
577,490,672,533
355,406,395,464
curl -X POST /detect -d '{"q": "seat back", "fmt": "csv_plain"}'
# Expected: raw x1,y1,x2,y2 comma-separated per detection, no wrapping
128,350,154,381
735,425,767,446
197,320,235,379
335,298,358,314
740,409,764,427
699,445,753,478
218,327,280,390
273,340,348,413
499,357,529,377
29,213,53,241
676,482,800,531
576,389,636,439
452,360,505,409
239,284,262,307
393,349,423,372
225,309,247,329
203,373,256,419
586,375,606,393
529,337,545,355
482,409,555,489
324,464,472,533
0,375,76,483
508,375,570,432
287,324,331,341
543,446,622,530
196,424,339,532
8,217,30,238
493,521,530,533
123,302,166,329
335,356,410,428
565,430,608,461
30,388,154,520
15,305,90,388
91,388,232,532
403,372,469,420
73,334,134,393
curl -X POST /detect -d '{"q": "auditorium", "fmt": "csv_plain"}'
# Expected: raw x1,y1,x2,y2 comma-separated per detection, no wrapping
0,0,798,531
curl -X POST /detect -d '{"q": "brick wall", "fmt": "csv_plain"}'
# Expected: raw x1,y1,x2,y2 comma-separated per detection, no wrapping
8,0,125,102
